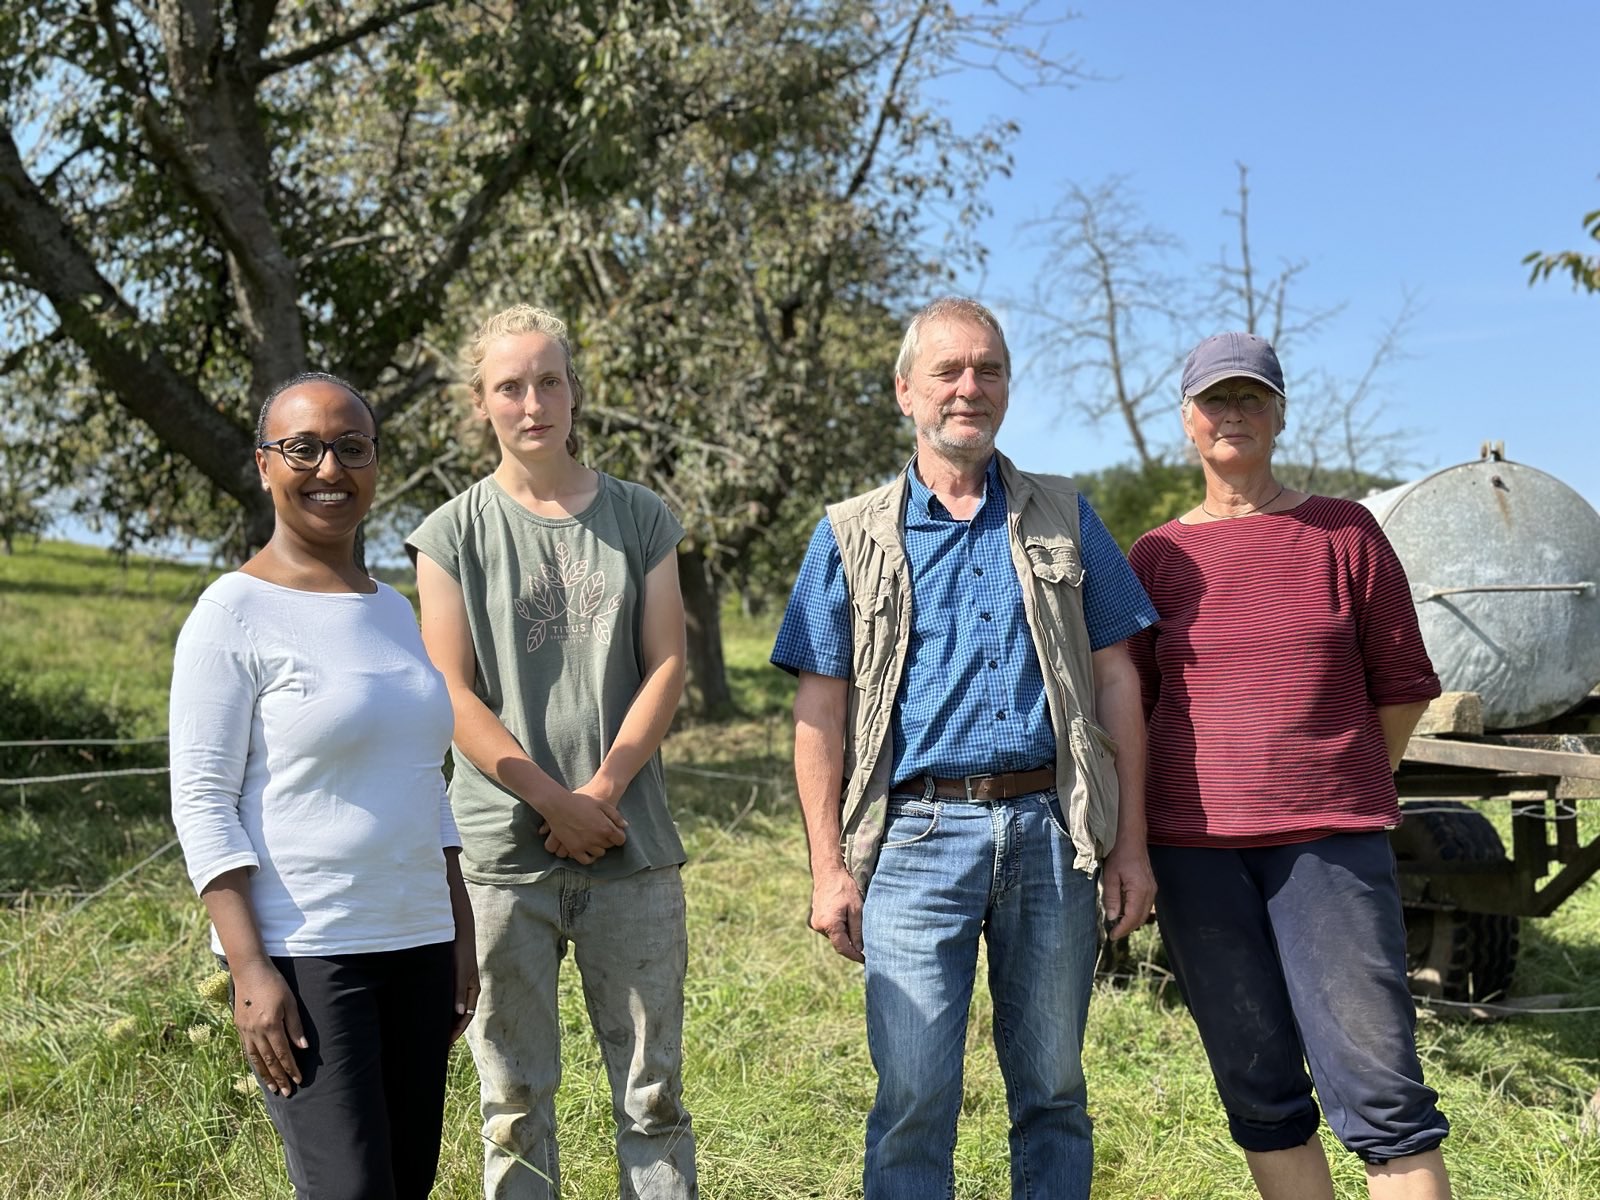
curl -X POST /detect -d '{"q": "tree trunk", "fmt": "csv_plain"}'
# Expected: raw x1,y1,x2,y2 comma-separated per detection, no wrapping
678,545,733,717
241,492,276,556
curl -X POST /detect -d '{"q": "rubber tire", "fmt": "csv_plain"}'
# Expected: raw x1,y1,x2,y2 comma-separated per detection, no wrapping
1390,801,1521,1003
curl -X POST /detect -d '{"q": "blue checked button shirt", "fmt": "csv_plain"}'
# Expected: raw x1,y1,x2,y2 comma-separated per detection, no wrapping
771,456,1158,785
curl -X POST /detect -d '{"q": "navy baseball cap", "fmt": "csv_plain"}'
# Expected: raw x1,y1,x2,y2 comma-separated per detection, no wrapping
1181,332,1285,398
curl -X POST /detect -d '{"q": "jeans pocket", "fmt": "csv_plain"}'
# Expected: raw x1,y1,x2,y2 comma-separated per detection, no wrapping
1035,788,1073,839
882,798,939,848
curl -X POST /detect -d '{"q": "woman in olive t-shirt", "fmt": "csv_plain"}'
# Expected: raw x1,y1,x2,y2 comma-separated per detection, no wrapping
408,304,696,1200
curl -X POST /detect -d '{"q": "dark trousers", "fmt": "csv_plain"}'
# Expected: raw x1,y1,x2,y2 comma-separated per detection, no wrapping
1149,833,1449,1164
230,941,456,1200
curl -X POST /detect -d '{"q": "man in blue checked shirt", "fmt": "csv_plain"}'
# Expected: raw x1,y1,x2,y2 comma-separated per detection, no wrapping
771,296,1158,1200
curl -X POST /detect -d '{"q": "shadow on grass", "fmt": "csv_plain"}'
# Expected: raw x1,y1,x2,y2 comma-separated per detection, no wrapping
1413,914,1600,1118
0,775,173,894
0,578,157,600
664,753,794,833
0,544,108,565
1473,917,1600,1061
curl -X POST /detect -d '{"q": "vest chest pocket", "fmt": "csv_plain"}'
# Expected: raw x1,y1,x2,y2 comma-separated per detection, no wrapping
1024,536,1084,587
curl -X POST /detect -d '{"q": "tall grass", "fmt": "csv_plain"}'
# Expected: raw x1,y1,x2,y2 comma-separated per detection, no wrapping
2,541,1597,1197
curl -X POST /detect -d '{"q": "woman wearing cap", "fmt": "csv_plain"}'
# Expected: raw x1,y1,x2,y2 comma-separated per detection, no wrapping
1127,333,1451,1199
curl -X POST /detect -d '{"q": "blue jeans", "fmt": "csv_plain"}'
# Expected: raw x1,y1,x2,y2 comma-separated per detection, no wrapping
861,790,1100,1200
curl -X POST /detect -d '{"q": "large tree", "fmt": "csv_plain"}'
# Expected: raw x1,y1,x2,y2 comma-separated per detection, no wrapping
436,2,1066,710
0,0,1078,710
1,1,730,547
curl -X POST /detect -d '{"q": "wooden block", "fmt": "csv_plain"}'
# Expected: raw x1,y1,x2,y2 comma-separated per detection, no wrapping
1413,692,1484,737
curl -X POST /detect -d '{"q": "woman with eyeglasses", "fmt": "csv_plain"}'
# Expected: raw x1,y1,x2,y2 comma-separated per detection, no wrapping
1127,334,1452,1200
169,372,476,1200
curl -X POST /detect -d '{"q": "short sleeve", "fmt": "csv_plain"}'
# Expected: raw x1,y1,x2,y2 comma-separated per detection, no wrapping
628,484,686,572
1343,507,1441,706
1079,495,1160,652
406,498,465,582
770,517,852,679
169,599,263,892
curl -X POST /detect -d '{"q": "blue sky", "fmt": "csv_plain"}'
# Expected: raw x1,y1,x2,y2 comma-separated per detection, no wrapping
49,1,1598,558
942,0,1599,506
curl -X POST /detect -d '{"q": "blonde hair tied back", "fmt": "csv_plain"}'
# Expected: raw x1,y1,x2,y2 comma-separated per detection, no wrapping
463,303,586,458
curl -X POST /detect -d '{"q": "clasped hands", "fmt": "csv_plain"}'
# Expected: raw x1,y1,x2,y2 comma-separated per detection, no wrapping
535,776,628,864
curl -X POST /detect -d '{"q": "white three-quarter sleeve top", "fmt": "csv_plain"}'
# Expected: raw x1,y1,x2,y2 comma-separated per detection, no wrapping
169,572,459,956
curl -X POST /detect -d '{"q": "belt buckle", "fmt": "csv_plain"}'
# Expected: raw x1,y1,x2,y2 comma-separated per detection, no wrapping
963,772,994,802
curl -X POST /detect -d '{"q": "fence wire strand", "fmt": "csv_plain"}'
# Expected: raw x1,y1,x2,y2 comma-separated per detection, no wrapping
2,745,1595,1021
1,766,169,787
0,736,168,747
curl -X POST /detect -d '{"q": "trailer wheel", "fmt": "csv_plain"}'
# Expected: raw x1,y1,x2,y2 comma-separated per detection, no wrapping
1391,802,1520,1003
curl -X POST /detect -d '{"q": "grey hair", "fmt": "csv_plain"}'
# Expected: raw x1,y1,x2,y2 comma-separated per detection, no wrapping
894,296,1011,381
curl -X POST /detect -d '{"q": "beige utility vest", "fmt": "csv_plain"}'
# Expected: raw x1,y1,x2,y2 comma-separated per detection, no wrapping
826,452,1120,893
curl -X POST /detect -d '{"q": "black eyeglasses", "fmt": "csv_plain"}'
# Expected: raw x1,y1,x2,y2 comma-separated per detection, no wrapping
1193,391,1273,416
258,432,378,471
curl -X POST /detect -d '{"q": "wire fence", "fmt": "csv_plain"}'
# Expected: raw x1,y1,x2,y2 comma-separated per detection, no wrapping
0,733,172,788
0,766,169,787
3,738,1597,1020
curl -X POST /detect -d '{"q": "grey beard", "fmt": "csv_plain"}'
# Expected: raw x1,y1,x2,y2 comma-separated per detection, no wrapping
919,420,996,464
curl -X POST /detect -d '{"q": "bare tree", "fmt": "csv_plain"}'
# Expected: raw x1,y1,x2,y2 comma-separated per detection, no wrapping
1211,163,1342,351
1274,296,1421,495
1022,165,1420,500
1213,166,1419,494
1019,178,1191,469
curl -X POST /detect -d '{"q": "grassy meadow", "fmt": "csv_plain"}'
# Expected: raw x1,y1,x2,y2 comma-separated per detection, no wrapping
2,539,1598,1198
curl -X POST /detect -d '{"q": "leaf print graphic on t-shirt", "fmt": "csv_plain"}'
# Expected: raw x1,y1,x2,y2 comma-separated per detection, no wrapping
514,542,623,652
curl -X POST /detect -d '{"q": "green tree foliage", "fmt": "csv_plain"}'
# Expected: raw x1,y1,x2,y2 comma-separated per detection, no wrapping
0,0,1079,710
0,435,52,554
1,0,716,548
350,1,1078,710
1525,205,1600,294
1074,461,1202,551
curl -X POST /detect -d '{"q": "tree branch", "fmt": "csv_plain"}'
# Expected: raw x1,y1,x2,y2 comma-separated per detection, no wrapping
844,6,925,201
370,445,461,513
0,327,66,378
588,404,750,465
0,123,262,510
341,136,547,382
255,0,452,78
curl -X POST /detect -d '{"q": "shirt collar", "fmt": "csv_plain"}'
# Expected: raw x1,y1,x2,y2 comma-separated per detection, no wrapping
906,453,1003,522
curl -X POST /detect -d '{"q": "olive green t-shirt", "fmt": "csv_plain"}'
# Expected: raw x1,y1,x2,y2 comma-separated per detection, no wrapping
407,473,686,884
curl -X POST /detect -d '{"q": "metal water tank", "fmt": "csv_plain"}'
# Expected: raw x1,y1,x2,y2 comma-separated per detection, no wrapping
1360,444,1600,729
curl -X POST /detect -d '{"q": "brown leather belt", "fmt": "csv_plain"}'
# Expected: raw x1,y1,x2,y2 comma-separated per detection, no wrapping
891,766,1056,803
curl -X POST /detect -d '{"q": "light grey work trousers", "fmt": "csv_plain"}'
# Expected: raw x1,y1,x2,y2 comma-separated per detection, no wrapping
466,866,697,1200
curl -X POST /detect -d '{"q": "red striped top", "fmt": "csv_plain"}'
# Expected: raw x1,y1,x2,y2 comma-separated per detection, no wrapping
1127,496,1440,847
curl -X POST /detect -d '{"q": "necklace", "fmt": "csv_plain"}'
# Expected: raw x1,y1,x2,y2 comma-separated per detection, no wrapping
1201,484,1285,521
